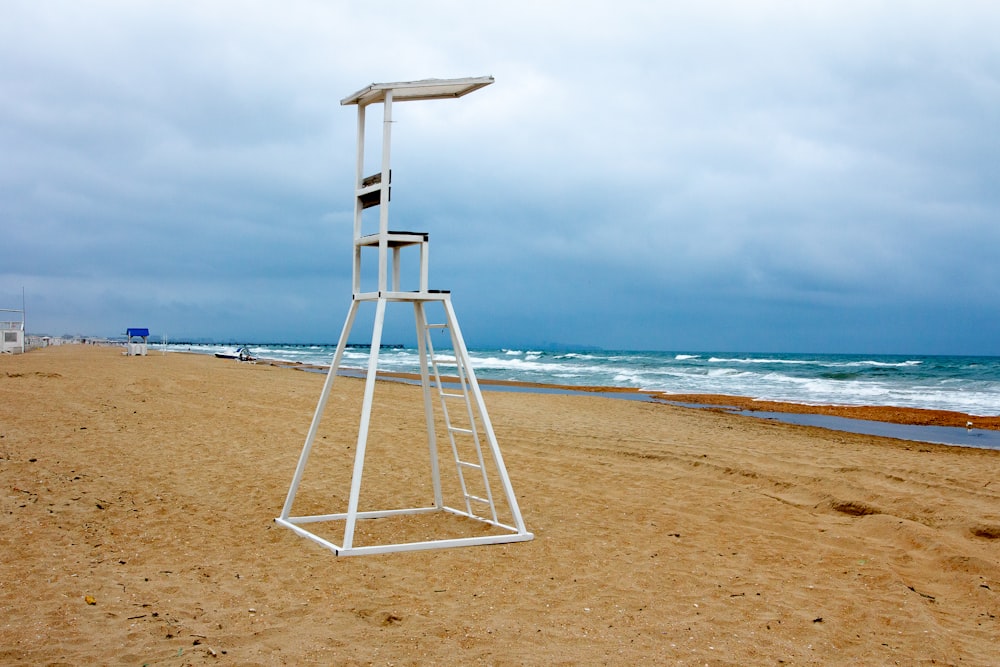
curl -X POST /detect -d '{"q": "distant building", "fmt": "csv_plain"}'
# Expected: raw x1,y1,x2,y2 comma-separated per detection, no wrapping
0,309,24,354
125,328,150,356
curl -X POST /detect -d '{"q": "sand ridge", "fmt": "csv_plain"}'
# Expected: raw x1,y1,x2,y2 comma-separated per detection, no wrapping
1,345,998,665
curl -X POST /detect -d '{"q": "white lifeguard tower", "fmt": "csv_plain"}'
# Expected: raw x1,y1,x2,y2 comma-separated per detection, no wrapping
125,328,149,356
276,77,533,556
0,309,24,354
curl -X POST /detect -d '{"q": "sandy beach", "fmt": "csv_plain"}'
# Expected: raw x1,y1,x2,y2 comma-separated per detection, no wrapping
2,345,998,665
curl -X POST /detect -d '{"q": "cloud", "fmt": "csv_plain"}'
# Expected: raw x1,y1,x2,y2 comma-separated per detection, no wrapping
2,1,999,353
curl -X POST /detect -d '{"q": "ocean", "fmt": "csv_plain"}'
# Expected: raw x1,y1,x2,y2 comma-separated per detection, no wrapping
161,343,1000,417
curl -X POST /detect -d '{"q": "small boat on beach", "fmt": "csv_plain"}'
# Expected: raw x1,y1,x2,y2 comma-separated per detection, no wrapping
215,346,256,362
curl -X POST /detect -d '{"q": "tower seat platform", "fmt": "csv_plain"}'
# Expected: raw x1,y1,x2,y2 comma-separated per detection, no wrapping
356,231,428,247
353,289,451,302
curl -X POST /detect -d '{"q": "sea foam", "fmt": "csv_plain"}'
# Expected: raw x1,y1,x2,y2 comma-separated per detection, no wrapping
162,343,1000,415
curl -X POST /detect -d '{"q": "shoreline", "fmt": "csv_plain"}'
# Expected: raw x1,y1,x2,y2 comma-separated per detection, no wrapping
250,356,1000,437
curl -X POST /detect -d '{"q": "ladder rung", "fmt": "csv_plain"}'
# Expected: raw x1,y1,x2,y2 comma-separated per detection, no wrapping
433,358,457,366
458,460,481,470
449,426,474,435
425,323,448,329
466,494,490,505
440,391,465,399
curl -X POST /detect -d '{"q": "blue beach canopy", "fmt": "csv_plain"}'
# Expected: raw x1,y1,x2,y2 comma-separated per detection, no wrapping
126,328,149,337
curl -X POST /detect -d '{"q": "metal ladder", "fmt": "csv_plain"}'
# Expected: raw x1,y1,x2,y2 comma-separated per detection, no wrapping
420,312,499,524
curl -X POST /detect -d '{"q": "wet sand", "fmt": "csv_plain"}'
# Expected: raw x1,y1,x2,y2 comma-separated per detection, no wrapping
2,345,998,665
657,393,1000,431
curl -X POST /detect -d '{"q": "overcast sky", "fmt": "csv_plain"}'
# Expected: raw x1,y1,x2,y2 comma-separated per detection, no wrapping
3,1,999,354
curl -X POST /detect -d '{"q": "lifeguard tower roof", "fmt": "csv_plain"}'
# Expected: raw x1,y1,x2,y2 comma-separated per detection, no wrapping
340,76,494,107
126,328,150,337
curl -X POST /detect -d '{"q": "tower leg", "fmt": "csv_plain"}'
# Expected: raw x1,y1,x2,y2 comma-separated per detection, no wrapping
279,299,360,521
341,297,387,550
